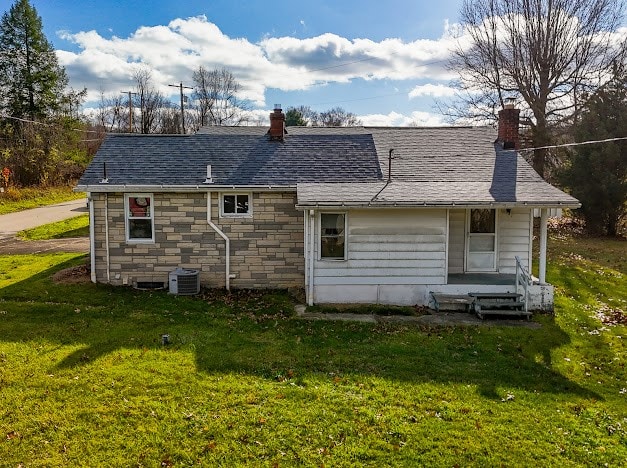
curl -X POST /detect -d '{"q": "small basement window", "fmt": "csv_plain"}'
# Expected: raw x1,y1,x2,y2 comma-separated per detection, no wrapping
221,193,252,217
320,213,346,260
126,194,154,243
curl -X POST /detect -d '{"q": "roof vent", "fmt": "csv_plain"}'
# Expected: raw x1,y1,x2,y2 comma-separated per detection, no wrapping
169,268,200,295
204,164,213,184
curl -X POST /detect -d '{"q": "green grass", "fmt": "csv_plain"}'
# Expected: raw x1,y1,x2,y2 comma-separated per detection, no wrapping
0,237,625,466
307,303,420,316
17,214,89,240
0,186,85,215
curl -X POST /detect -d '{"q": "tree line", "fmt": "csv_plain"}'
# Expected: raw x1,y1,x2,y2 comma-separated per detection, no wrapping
0,0,625,235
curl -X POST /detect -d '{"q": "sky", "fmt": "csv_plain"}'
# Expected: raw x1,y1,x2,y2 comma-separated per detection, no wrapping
25,0,467,126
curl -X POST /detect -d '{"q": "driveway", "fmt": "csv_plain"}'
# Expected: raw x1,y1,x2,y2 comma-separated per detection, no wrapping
0,199,90,254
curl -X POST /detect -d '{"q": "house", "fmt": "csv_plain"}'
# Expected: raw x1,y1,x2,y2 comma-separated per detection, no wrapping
76,105,580,311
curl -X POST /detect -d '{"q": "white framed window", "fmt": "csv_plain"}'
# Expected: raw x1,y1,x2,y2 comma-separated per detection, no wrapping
319,212,347,260
220,193,252,217
125,193,154,243
465,208,497,271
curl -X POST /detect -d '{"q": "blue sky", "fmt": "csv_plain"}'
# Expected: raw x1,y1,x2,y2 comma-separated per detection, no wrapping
26,0,465,125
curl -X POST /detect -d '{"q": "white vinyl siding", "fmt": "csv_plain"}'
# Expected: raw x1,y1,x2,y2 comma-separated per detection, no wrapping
313,208,447,285
447,209,465,274
498,208,532,273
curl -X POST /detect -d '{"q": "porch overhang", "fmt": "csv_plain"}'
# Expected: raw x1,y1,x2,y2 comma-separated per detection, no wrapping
296,182,581,210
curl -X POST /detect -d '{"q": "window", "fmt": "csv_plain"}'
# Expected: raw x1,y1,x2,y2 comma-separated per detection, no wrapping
221,193,251,217
126,194,154,243
320,213,346,260
470,209,495,234
466,209,497,271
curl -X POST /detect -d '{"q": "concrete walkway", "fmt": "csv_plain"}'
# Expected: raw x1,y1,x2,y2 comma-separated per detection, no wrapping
0,199,89,254
294,305,541,328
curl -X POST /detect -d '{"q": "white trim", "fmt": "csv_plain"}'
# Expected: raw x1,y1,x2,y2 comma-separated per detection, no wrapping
318,211,348,261
219,192,253,218
88,192,96,283
528,209,534,276
206,192,231,291
444,209,449,283
124,193,155,244
539,208,548,284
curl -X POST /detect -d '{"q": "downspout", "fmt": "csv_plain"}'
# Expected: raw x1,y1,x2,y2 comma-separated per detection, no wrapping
104,193,110,283
539,208,548,285
304,212,309,303
88,192,96,283
308,209,315,306
206,192,231,291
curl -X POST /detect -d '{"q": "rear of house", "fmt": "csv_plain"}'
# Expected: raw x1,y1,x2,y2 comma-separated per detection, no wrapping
77,106,579,310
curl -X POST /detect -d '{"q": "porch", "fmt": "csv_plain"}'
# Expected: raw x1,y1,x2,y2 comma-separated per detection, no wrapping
431,271,554,312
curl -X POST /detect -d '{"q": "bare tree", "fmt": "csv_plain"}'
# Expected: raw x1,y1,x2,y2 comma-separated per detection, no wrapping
448,0,625,177
318,107,362,127
95,90,125,132
191,67,250,127
158,102,183,134
133,67,167,134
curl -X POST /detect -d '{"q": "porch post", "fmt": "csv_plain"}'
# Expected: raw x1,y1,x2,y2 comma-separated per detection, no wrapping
539,208,548,284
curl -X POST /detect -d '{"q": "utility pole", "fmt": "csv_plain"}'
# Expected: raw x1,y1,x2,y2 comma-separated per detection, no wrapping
168,82,193,134
121,91,138,133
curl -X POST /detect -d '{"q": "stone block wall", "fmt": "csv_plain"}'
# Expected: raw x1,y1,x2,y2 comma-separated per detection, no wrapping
91,191,304,289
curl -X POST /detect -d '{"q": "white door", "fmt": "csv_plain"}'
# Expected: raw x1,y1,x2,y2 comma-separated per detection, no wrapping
466,209,497,272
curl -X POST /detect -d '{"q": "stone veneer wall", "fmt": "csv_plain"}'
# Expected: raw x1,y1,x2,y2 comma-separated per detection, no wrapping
91,191,304,289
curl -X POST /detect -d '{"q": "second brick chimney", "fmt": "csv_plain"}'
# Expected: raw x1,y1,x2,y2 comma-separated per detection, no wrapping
268,104,286,141
497,101,520,150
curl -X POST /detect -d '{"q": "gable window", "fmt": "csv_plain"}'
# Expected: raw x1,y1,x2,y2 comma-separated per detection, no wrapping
220,193,252,217
320,213,346,260
126,194,154,243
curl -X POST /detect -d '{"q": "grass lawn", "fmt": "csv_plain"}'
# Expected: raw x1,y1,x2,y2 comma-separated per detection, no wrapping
0,236,625,466
17,214,90,240
0,186,85,215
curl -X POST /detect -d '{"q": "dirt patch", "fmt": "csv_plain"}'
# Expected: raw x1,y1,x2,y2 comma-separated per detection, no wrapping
52,263,91,284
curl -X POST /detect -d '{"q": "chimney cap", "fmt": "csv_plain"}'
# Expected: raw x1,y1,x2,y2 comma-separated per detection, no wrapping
274,104,282,111
504,97,516,109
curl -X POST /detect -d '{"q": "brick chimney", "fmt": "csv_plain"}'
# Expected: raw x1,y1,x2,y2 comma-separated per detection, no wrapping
497,100,520,150
268,104,286,141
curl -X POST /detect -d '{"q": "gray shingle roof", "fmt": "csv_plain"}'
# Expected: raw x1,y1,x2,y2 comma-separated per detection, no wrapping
77,125,579,207
78,130,382,186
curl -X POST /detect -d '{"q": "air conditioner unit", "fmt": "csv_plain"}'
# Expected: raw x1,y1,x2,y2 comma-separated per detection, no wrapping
169,268,200,295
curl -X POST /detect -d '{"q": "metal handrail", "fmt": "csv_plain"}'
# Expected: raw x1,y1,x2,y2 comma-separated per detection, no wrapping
515,255,531,313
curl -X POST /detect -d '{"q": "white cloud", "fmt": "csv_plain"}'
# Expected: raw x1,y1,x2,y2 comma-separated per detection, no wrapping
56,15,459,109
358,110,446,127
408,83,457,99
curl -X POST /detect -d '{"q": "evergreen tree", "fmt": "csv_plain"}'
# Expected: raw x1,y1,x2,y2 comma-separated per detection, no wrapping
560,69,627,236
285,107,308,126
0,0,68,120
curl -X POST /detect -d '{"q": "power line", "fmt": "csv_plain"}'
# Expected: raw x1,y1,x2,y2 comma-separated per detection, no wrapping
518,136,627,152
0,114,104,134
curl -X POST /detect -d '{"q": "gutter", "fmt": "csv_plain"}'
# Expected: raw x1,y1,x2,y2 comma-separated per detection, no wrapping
296,201,581,210
206,192,231,291
75,184,296,193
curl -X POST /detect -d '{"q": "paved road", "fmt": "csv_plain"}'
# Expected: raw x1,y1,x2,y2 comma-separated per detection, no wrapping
0,199,88,236
0,199,90,254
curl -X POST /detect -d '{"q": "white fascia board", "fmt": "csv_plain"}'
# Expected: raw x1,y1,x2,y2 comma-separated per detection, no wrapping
75,184,297,193
295,201,581,210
